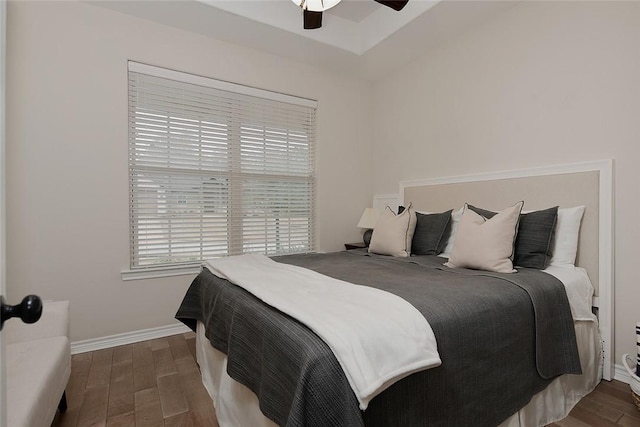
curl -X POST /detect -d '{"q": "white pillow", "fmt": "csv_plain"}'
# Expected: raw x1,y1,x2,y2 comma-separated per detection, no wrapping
438,207,464,258
549,206,585,267
368,205,417,257
445,202,524,273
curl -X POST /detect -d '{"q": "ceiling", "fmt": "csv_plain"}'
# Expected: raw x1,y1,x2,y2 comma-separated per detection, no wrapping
200,0,441,56
93,0,519,81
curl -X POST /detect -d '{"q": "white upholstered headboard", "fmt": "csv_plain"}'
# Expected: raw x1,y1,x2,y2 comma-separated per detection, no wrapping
390,160,614,379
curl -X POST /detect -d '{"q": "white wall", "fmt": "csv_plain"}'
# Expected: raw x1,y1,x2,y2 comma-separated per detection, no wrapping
5,1,372,341
371,1,640,366
8,0,639,369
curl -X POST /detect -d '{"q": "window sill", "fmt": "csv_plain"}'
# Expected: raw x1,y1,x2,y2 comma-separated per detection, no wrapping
121,264,202,281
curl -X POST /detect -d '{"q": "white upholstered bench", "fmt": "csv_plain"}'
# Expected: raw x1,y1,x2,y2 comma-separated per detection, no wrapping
4,300,71,427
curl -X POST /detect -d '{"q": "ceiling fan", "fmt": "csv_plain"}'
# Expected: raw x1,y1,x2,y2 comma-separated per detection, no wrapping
292,0,410,30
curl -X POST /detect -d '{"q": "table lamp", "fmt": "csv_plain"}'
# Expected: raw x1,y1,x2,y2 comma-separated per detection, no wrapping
357,208,380,246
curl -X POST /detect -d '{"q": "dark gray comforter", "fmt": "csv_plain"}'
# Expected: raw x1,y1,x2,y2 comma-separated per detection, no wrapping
176,250,581,427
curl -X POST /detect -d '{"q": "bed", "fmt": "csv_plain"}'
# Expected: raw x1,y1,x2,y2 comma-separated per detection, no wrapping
176,160,614,427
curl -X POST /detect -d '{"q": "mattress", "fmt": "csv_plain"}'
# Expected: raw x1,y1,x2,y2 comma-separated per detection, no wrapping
177,252,601,426
195,319,601,427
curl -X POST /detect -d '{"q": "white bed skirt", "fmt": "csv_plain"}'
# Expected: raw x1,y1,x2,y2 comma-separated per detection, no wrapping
196,320,602,427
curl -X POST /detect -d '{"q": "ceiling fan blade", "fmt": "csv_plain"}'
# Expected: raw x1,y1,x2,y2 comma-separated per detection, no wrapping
303,9,323,29
373,0,409,11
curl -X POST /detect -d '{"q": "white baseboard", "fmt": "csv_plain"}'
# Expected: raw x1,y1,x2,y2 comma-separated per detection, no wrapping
71,323,192,354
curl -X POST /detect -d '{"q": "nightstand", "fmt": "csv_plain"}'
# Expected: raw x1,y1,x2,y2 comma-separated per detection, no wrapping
344,242,367,250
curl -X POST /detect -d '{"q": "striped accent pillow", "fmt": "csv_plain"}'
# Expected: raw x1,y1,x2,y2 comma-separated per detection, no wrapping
636,322,640,376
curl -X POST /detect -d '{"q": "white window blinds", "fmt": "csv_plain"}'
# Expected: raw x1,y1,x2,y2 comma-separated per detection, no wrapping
128,62,317,269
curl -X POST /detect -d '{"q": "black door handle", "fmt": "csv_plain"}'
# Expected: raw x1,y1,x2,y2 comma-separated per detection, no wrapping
0,295,43,331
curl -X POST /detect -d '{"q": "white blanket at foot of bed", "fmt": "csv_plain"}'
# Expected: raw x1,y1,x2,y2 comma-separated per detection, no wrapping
205,254,441,410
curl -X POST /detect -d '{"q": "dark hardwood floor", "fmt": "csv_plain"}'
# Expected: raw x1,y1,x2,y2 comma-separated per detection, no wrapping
52,332,640,427
549,379,640,427
52,332,218,427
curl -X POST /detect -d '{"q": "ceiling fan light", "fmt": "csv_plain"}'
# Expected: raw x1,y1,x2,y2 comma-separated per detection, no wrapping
291,0,342,12
373,0,410,11
303,9,323,29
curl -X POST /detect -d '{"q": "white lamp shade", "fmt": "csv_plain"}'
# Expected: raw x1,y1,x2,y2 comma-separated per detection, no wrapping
357,208,380,229
291,0,342,12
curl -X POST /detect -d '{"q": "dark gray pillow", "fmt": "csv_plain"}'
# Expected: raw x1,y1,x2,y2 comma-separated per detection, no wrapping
467,204,558,269
411,210,453,255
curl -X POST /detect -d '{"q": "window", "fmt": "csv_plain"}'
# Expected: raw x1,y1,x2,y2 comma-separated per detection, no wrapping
127,62,317,271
